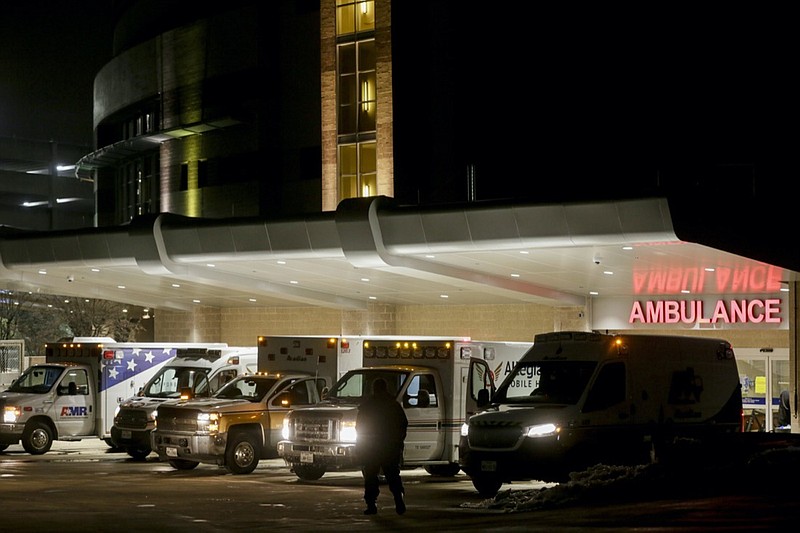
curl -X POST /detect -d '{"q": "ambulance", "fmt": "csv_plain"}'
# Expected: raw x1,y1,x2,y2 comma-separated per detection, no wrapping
151,335,360,474
0,338,241,455
111,345,258,459
277,336,532,480
459,331,743,496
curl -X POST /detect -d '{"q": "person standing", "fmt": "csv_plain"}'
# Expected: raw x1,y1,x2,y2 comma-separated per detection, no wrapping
356,377,408,515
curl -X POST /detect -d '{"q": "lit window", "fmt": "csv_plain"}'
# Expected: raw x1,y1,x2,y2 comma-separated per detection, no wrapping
336,0,374,36
339,141,376,200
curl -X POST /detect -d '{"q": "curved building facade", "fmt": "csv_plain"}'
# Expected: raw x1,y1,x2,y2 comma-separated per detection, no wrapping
79,0,322,226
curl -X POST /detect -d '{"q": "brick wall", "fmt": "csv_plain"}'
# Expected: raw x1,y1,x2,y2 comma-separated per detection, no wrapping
154,302,789,349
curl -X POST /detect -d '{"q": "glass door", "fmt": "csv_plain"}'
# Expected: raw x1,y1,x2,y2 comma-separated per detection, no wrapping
736,348,789,433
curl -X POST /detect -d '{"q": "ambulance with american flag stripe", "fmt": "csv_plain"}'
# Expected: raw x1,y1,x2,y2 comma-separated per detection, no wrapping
0,337,246,455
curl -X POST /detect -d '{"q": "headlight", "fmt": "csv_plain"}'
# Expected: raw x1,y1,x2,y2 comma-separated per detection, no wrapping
340,420,357,443
114,405,121,418
197,412,220,434
460,423,469,437
150,409,158,422
524,423,559,438
3,406,21,424
281,417,291,440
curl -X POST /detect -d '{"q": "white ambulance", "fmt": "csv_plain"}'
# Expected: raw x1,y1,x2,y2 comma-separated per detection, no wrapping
277,336,532,480
0,338,240,455
111,345,258,459
151,335,359,474
459,331,743,496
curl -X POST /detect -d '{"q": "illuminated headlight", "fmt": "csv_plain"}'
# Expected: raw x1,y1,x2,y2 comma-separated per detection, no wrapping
3,406,21,424
150,409,158,422
197,412,220,434
281,418,291,440
524,423,559,438
460,423,469,437
340,420,357,443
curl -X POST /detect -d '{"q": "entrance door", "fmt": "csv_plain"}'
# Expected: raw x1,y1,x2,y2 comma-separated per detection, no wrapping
736,348,789,433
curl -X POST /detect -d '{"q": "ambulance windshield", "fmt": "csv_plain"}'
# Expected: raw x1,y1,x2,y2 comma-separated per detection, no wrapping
494,361,596,404
142,366,211,398
7,365,64,394
327,369,408,403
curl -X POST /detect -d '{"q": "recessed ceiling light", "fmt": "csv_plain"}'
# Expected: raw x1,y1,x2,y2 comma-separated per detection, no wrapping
589,291,599,296
622,246,633,250
603,271,613,275
277,260,286,265
249,298,257,302
369,296,377,300
193,299,201,303
38,270,47,275
519,250,529,255
206,263,215,268
172,283,181,288
511,273,520,278
290,280,299,284
91,268,100,272
361,278,370,282
440,294,449,299
681,289,690,294
117,285,126,289
705,267,715,272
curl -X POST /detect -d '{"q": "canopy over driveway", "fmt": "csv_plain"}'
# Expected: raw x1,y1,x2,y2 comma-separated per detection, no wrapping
0,196,796,312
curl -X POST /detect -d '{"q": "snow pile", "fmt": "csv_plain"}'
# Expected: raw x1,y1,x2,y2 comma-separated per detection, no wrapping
460,464,655,513
460,445,800,513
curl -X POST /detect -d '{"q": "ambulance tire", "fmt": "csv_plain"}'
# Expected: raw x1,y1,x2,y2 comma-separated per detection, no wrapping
168,458,200,470
470,475,503,498
293,464,326,480
424,463,461,477
225,432,261,474
22,421,53,455
127,447,151,461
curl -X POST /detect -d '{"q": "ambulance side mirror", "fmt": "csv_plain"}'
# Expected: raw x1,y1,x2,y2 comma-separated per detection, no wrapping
277,390,292,408
477,388,490,408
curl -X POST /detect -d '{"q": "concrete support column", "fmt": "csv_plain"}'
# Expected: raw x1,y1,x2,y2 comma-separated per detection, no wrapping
790,281,799,432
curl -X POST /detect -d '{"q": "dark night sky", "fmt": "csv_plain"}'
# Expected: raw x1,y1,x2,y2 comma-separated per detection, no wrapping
0,2,794,169
0,1,113,146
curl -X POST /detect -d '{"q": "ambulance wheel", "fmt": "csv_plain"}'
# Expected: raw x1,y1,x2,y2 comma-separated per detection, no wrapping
225,432,261,474
293,464,326,480
424,463,461,477
168,458,199,470
127,447,151,461
470,475,503,498
22,421,53,455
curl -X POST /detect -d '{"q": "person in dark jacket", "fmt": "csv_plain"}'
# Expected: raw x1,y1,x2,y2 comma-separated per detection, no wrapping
356,377,408,515
778,389,791,427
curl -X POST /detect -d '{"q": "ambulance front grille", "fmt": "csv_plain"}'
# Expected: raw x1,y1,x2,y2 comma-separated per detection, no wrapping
155,406,200,433
468,422,523,449
115,409,149,430
294,417,337,442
